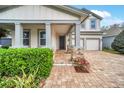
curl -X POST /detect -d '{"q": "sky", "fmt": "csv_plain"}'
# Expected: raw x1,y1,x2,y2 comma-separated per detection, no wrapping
73,5,124,27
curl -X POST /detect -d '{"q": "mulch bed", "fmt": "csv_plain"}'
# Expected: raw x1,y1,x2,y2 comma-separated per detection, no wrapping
73,57,90,73
74,66,90,73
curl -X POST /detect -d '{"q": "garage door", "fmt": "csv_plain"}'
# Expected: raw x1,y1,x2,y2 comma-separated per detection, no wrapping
86,39,99,50
72,38,75,46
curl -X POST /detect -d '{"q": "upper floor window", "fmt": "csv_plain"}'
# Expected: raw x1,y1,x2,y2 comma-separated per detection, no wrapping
90,19,96,29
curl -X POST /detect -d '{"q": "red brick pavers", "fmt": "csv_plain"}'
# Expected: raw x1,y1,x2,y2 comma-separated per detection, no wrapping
44,51,124,88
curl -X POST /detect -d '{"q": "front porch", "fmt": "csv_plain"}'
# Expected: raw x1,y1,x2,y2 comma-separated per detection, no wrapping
0,20,81,50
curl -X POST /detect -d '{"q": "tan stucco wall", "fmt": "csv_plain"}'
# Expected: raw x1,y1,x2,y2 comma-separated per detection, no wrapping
22,24,45,48
12,24,60,49
80,16,101,31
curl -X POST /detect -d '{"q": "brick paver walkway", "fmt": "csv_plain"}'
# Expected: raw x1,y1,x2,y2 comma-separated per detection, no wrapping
44,51,124,88
53,50,72,64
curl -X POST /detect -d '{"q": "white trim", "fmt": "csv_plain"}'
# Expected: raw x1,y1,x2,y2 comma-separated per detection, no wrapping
46,23,52,48
103,35,116,37
0,19,80,24
23,29,30,48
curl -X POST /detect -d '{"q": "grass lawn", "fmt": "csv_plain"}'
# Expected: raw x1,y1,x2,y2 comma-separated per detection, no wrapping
103,48,121,54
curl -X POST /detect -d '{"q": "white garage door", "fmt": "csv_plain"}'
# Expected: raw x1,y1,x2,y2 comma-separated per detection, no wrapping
72,38,75,46
86,39,99,50
80,38,84,49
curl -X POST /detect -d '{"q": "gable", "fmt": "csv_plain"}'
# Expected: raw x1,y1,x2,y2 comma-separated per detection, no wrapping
81,8,102,20
0,5,80,20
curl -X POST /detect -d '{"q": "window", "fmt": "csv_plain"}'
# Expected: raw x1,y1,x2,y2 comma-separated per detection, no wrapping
23,30,30,46
90,19,96,29
39,30,46,46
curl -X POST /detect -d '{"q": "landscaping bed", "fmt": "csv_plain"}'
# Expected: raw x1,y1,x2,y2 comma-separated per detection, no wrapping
69,48,90,73
0,48,53,88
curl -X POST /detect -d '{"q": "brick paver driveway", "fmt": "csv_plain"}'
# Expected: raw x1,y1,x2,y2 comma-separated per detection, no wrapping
44,51,124,88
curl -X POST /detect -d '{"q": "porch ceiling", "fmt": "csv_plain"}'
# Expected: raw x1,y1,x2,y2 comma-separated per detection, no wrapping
52,24,71,35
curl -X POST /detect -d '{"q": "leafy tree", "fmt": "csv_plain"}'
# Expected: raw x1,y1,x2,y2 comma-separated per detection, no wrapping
0,28,9,39
111,30,124,54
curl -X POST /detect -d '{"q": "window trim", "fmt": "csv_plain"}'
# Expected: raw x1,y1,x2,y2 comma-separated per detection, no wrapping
23,29,30,47
90,18,97,29
38,29,46,47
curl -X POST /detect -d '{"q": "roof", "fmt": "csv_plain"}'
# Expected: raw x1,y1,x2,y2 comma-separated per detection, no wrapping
63,6,102,20
103,27,124,37
81,8,103,20
0,5,103,20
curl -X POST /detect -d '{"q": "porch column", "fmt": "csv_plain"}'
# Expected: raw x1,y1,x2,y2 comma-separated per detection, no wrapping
45,23,52,48
69,32,72,47
14,23,23,48
75,23,80,48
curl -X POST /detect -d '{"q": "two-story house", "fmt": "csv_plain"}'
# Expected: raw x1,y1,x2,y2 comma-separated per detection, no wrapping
0,5,103,51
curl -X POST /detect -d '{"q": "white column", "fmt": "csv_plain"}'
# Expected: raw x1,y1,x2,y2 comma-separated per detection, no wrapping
75,23,80,48
14,23,23,48
45,23,52,48
11,30,15,47
100,38,102,50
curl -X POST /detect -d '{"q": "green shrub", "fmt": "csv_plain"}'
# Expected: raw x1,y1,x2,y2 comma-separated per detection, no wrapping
0,48,53,86
111,30,124,54
1,45,10,49
118,49,124,54
0,77,16,88
13,68,39,88
0,67,40,88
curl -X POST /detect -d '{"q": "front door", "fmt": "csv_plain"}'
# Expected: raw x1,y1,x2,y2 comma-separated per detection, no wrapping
59,36,65,50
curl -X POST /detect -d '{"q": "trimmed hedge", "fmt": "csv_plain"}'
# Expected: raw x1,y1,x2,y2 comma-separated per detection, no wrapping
0,48,53,79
